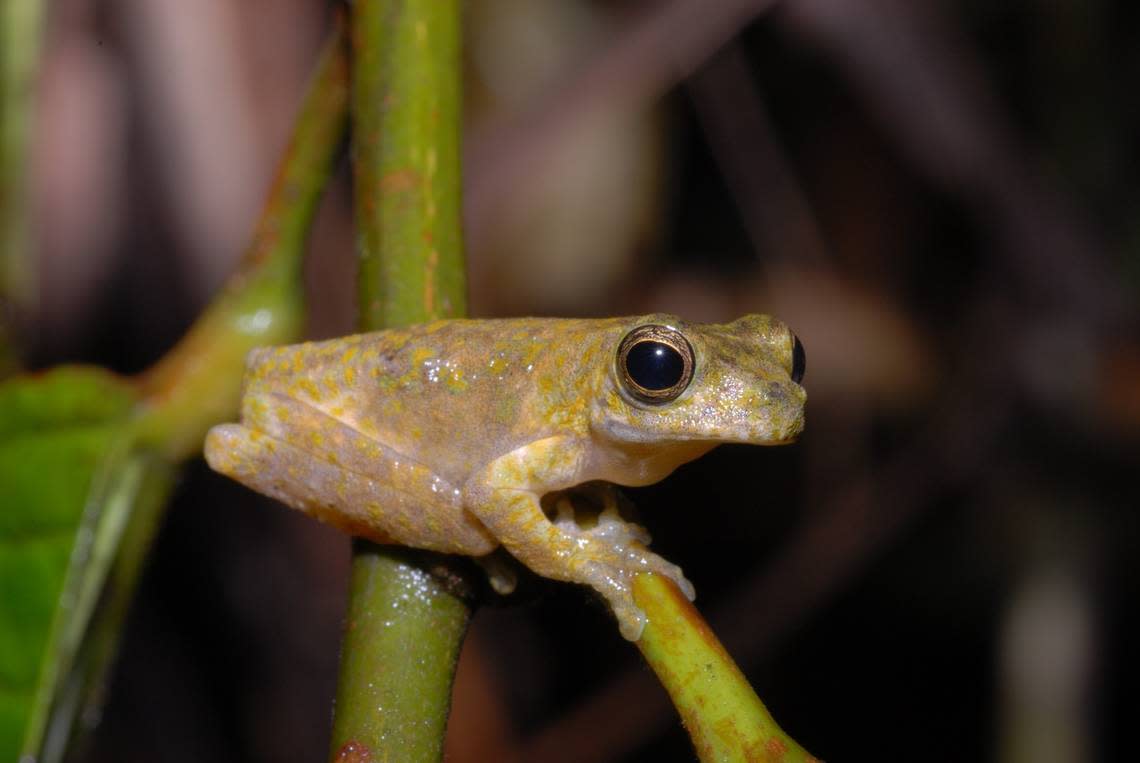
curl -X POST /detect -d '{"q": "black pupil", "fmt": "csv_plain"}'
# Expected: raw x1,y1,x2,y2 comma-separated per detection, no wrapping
625,341,684,391
791,336,806,384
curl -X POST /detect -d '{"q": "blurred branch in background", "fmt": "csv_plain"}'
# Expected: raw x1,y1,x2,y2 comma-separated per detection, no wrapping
466,0,781,254
999,547,1098,763
686,41,829,268
781,0,1127,325
117,0,274,299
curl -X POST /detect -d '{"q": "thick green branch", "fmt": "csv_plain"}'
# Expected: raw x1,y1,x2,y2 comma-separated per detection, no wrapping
332,2,470,761
353,0,465,328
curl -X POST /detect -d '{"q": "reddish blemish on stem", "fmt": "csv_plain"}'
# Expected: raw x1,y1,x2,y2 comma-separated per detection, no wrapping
333,740,373,763
378,167,421,194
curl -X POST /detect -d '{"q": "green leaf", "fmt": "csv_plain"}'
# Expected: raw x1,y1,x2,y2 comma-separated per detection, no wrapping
31,447,175,763
0,367,144,761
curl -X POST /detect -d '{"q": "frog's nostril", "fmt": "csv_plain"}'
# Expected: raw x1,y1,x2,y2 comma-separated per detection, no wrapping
791,335,806,384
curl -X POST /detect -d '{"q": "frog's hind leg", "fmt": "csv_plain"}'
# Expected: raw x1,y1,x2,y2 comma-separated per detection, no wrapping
205,395,496,555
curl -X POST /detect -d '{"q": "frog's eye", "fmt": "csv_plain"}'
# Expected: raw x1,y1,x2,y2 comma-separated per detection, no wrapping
791,335,806,384
617,325,694,404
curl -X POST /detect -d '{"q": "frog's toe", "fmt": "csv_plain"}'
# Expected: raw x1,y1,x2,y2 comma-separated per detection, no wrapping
639,553,695,601
612,599,649,641
590,510,652,547
603,535,694,602
578,560,648,641
576,548,695,639
672,569,697,601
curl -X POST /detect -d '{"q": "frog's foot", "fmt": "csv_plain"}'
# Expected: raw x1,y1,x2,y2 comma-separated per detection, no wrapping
550,491,650,547
467,443,694,641
573,540,692,640
549,482,650,538
551,489,695,640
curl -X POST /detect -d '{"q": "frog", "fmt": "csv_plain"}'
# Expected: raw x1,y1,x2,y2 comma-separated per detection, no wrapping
203,314,806,640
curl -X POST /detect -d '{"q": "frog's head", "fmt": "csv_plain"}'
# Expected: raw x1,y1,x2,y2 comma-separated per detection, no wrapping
591,314,806,456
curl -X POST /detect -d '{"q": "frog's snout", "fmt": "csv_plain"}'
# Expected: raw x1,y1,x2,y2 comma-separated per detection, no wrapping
753,379,806,443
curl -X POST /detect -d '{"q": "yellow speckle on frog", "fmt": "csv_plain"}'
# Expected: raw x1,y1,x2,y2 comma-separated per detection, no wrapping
487,355,508,378
444,368,467,393
296,378,321,400
321,376,342,399
204,314,806,640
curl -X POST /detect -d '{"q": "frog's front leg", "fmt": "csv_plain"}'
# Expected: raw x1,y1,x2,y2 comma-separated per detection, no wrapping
464,437,693,640
549,484,694,599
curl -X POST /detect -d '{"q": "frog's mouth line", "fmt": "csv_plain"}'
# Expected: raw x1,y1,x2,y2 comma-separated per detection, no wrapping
597,418,803,447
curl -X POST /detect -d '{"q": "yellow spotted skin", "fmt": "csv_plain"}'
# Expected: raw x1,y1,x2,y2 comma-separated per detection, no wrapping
204,314,805,639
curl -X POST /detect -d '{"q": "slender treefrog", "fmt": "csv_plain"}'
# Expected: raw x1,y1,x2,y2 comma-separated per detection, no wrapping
204,314,805,639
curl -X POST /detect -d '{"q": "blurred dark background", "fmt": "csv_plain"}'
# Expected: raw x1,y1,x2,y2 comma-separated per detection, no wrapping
13,0,1140,760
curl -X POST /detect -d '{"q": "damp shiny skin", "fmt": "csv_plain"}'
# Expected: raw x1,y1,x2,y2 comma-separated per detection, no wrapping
204,314,805,640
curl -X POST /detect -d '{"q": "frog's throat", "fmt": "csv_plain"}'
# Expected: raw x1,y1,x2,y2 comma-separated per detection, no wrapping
584,438,717,488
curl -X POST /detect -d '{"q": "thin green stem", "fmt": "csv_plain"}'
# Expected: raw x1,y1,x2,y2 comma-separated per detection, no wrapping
633,573,820,762
332,2,470,761
132,20,349,459
0,0,46,372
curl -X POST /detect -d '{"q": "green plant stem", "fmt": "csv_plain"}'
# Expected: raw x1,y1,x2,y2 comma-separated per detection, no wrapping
330,549,474,761
633,573,820,762
331,2,469,761
0,0,46,373
352,0,466,327
132,20,349,459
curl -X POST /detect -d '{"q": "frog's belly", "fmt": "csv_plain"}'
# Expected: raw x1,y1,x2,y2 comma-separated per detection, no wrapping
205,394,497,555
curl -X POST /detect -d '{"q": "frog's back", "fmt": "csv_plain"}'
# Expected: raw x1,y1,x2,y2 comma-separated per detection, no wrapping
243,318,623,485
